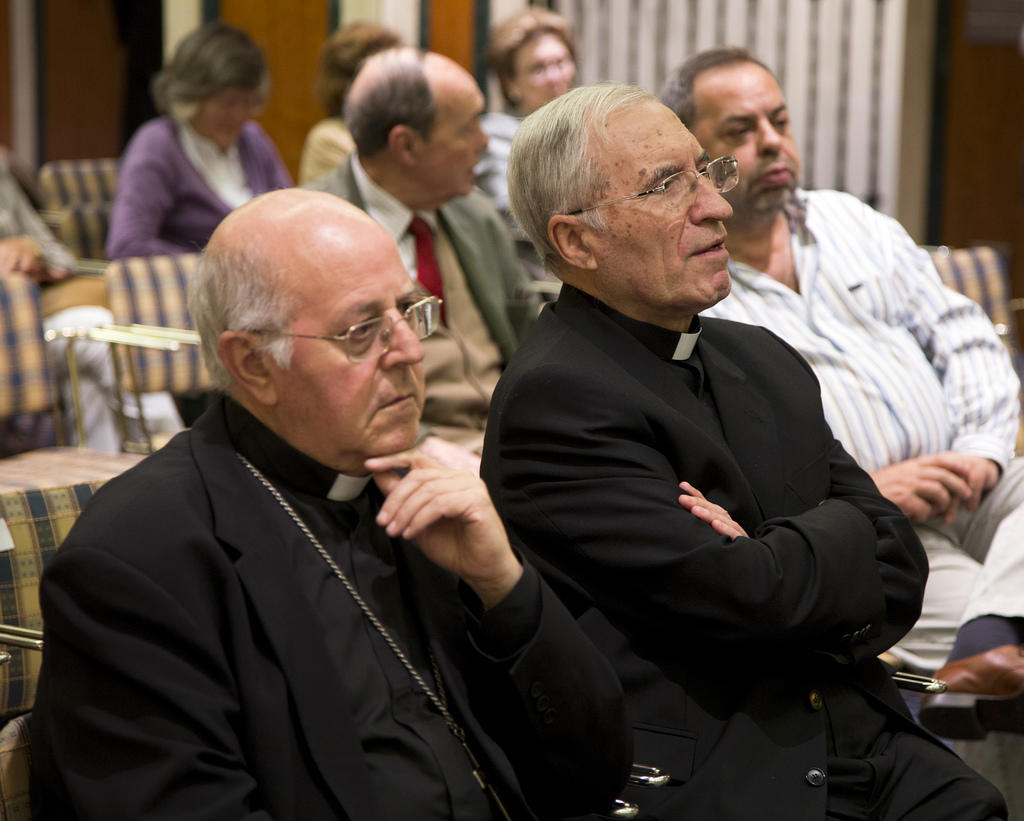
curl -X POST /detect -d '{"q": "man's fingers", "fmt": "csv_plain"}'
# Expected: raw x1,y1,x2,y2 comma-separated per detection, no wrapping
898,495,934,524
678,481,706,500
710,518,743,540
679,496,748,540
374,465,486,539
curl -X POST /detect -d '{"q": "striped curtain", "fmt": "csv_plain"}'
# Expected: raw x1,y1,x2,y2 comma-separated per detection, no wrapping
554,0,907,217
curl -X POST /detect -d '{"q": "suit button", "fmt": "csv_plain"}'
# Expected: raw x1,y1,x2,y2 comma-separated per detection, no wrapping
529,681,544,697
805,768,826,787
543,708,557,724
808,690,823,710
535,695,552,711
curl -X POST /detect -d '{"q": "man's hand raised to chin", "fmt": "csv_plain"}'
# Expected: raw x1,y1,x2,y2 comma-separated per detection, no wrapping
366,450,522,609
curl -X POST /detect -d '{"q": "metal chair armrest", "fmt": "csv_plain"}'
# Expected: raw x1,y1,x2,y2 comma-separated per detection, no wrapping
893,671,947,694
0,626,43,652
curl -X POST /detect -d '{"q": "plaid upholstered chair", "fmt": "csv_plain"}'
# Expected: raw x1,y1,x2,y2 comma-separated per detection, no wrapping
103,253,209,451
0,276,60,454
0,713,32,820
0,481,107,820
0,272,147,471
930,246,1021,350
36,158,119,212
36,159,119,265
929,245,1024,454
54,202,112,261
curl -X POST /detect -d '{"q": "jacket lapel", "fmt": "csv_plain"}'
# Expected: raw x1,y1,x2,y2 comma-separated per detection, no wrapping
190,409,378,820
553,289,785,517
438,199,519,360
395,539,530,816
698,330,786,515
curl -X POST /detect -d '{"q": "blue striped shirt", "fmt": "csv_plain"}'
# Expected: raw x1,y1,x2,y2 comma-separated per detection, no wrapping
704,189,1020,472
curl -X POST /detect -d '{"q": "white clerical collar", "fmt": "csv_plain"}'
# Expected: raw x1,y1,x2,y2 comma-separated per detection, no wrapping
326,473,372,501
672,326,702,360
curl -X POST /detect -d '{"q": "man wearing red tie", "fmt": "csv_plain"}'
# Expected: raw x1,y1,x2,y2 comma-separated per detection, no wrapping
307,48,537,471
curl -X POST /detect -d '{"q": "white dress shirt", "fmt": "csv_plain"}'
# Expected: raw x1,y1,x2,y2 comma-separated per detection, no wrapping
178,123,252,209
704,188,1020,472
350,154,437,281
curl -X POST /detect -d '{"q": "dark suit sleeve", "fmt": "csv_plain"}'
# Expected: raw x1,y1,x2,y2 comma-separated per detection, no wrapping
483,351,926,667
462,563,633,818
32,547,274,821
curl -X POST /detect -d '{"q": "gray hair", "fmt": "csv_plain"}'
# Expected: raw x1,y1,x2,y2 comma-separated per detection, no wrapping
188,239,297,392
508,84,654,273
344,48,436,156
152,21,269,122
659,46,772,127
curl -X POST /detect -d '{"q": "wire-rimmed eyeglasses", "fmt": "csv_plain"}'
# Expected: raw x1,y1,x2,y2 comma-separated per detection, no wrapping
568,155,739,216
251,295,442,363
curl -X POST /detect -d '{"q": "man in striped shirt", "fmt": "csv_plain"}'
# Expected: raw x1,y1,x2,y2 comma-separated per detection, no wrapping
661,47,1024,737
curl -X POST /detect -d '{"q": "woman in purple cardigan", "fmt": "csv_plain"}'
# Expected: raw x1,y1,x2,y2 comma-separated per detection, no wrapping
107,22,292,260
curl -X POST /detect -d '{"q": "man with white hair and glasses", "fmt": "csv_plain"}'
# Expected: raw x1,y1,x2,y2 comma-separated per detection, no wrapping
481,83,1006,819
30,189,630,820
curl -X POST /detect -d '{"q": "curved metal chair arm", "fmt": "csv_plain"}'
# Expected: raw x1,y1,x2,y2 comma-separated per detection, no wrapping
0,626,43,653
893,671,947,694
599,763,671,819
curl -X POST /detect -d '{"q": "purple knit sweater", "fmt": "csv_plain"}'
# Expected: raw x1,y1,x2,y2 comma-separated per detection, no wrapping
106,117,292,259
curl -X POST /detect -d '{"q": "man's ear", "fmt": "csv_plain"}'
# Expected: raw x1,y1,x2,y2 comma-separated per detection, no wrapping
548,214,599,271
218,331,279,406
388,124,422,166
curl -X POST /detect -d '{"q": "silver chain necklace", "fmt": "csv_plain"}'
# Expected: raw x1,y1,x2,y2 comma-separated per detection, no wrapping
236,452,514,820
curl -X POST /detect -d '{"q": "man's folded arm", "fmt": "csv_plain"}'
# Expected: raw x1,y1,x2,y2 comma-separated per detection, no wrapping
486,366,927,664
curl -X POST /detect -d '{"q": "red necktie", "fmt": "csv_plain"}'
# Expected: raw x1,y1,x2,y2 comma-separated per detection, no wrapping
408,216,445,311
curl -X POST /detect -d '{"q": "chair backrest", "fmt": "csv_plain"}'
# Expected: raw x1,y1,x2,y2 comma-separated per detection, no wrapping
55,203,112,261
930,245,1024,453
0,712,32,821
36,158,119,211
104,254,209,394
0,277,55,420
0,482,103,720
930,246,1017,337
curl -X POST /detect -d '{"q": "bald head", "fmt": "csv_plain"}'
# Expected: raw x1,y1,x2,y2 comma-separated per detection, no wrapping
345,47,435,156
344,47,488,210
212,187,385,268
190,188,426,471
190,189,400,391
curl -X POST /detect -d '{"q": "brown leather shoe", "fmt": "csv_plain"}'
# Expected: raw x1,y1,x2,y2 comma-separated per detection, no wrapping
919,645,1024,738
936,644,1024,696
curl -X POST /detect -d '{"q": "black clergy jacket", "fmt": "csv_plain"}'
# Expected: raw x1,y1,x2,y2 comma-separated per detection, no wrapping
481,285,942,820
30,397,631,820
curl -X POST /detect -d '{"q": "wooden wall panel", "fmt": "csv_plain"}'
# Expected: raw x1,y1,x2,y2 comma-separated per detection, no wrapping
42,0,125,161
938,0,1024,302
429,0,476,71
219,0,329,182
0,0,10,148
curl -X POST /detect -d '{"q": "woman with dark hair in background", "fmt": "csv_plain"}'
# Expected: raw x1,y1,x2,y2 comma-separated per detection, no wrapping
298,21,403,185
107,21,291,259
